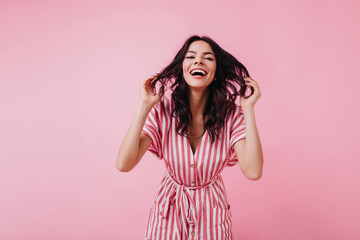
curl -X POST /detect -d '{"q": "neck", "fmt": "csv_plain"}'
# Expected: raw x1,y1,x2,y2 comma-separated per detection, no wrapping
188,87,209,119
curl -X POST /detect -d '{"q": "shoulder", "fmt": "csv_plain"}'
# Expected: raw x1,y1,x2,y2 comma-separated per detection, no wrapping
152,95,172,116
226,102,243,121
234,104,244,115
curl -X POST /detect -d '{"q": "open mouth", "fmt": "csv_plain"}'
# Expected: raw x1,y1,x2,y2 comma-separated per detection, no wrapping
190,69,207,77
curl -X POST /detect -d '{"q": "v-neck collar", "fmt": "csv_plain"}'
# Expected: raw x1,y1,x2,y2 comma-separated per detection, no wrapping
186,130,207,157
169,97,207,157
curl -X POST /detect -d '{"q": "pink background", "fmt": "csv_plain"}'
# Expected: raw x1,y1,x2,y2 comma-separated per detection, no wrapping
1,0,359,239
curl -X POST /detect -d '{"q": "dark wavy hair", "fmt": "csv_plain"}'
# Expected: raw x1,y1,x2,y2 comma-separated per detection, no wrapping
152,35,253,143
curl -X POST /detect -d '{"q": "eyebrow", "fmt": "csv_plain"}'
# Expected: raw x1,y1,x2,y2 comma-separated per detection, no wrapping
186,51,214,56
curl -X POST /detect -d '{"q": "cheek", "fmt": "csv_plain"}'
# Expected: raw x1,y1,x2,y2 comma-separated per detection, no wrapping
212,66,217,74
182,63,187,72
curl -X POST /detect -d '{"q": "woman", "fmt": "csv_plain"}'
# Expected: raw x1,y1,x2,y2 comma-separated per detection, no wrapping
116,35,263,240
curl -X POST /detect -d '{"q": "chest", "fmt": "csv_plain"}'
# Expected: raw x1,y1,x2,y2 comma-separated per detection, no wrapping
186,120,206,154
162,115,231,172
188,137,202,154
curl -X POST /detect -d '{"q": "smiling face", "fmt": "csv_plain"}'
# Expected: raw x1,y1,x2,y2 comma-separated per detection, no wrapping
182,40,217,91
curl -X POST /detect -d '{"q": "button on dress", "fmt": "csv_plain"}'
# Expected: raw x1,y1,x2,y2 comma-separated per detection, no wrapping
141,96,246,240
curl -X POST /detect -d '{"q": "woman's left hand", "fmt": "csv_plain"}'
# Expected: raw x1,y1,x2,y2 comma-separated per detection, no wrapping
240,76,261,110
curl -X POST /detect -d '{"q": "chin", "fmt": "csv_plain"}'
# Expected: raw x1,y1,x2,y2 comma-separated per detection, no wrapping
186,82,212,90
185,76,212,88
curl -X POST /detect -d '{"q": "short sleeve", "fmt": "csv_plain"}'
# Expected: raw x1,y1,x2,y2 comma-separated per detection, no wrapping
227,106,246,166
141,102,163,160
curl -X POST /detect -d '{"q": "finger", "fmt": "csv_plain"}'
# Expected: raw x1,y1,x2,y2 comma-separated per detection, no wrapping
245,77,258,85
146,75,157,84
144,80,156,94
144,78,153,88
143,78,151,86
245,82,257,89
150,78,157,85
145,74,158,82
151,73,159,81
246,82,257,88
244,79,253,85
150,75,159,87
145,75,155,82
245,78,259,87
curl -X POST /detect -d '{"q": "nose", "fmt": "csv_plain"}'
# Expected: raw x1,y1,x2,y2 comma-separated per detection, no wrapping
194,58,203,65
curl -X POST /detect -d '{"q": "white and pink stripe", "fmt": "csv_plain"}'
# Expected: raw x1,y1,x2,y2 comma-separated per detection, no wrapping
142,96,246,240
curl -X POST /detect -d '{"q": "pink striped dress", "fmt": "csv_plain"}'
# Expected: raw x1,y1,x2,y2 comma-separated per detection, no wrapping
141,96,246,240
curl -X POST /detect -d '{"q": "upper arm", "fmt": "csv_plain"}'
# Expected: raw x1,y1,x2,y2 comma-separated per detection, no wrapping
136,133,153,164
233,138,246,171
141,101,163,159
116,133,153,172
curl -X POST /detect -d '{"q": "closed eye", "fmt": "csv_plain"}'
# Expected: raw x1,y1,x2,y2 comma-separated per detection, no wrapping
186,56,213,61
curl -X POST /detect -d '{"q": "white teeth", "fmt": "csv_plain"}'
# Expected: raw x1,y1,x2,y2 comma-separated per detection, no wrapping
190,69,206,75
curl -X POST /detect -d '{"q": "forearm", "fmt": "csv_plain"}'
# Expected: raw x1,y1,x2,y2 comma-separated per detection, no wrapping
242,107,264,179
116,101,153,171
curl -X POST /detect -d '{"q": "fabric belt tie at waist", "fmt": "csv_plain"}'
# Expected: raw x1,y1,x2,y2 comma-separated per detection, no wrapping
159,171,217,239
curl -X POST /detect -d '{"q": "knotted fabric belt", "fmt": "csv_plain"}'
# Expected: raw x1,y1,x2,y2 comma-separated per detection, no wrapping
159,171,218,239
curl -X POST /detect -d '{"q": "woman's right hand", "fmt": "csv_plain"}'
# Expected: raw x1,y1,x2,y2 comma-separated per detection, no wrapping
140,74,164,107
